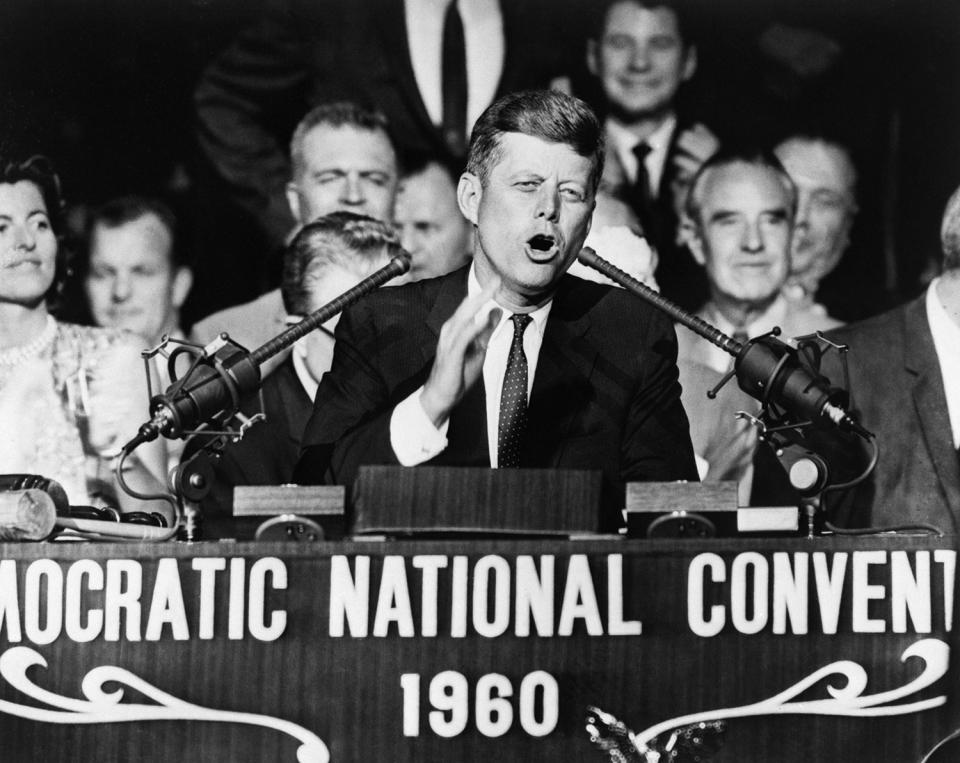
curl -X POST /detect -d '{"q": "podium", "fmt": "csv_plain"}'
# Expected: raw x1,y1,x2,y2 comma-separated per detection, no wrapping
0,533,955,762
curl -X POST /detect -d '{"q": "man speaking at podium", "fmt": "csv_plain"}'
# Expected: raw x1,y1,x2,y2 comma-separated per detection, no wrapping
294,90,698,530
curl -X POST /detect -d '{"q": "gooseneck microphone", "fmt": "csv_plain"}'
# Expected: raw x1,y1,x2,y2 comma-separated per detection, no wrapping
577,247,872,440
126,252,411,448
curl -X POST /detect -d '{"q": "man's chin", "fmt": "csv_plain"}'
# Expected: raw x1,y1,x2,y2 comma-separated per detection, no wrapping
607,97,670,125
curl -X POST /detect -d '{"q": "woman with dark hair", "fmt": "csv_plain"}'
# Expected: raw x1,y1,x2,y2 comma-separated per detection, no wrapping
0,155,167,519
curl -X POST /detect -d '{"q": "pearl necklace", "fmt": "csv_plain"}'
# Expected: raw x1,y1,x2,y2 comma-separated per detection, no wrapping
0,315,57,367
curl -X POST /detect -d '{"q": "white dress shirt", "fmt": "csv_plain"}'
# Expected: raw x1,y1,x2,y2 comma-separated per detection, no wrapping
926,278,960,448
291,349,320,402
405,0,505,136
605,114,677,196
391,265,552,466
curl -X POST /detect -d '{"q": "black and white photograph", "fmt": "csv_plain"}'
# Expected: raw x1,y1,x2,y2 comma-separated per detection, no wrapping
1,0,959,760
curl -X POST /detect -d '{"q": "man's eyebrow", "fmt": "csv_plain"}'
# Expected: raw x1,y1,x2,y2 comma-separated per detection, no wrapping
763,206,790,218
707,209,739,223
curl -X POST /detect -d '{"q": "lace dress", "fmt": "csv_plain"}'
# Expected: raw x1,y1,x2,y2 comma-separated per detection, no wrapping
0,318,151,505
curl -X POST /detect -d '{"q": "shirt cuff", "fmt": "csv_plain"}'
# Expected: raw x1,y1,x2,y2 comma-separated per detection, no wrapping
390,387,450,465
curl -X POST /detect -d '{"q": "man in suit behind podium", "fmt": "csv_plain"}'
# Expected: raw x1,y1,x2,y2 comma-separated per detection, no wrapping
293,90,698,531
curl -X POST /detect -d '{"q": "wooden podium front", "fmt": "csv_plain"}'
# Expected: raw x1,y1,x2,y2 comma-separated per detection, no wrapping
0,535,956,761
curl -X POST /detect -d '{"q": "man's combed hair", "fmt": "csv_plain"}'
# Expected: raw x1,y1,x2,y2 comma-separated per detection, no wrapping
590,0,697,48
399,148,462,187
86,195,186,270
281,210,403,316
685,144,797,224
290,101,392,169
775,134,858,208
466,89,605,191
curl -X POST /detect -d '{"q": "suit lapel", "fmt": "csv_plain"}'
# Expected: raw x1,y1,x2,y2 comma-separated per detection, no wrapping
903,297,960,523
523,280,595,467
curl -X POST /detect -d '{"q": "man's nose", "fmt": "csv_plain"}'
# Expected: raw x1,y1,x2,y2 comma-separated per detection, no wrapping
111,274,132,301
629,43,651,70
794,194,812,230
341,174,365,206
741,221,764,253
399,223,422,255
535,186,560,221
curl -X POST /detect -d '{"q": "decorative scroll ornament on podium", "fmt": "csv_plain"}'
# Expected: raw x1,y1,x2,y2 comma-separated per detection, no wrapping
587,638,949,762
0,646,329,763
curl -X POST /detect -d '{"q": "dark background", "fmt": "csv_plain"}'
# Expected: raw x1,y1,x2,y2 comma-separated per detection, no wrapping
1,0,958,325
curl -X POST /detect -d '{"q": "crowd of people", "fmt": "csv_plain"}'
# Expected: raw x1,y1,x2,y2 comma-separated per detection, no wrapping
1,0,957,538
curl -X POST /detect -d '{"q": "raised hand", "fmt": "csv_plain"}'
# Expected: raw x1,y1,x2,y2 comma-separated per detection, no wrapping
419,278,502,428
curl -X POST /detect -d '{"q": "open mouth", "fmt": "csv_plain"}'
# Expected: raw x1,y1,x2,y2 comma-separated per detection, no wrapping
526,233,558,258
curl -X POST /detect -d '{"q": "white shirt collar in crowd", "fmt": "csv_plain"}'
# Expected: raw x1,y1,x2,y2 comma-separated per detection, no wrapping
606,113,678,196
926,277,960,448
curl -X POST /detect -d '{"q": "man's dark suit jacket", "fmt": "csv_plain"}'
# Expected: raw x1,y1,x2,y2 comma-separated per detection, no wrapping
293,267,699,530
202,357,314,539
820,294,960,532
195,0,587,248
600,120,709,312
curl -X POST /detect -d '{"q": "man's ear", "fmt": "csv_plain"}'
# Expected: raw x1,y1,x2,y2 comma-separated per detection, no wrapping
585,39,599,77
457,172,482,226
681,215,707,266
682,44,698,82
285,181,303,225
171,266,193,310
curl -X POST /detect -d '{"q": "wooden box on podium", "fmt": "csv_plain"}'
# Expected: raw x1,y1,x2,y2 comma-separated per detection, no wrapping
350,465,603,536
625,481,799,538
